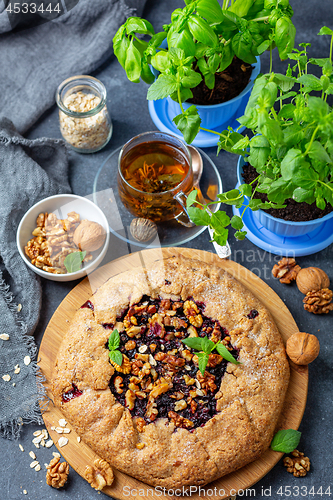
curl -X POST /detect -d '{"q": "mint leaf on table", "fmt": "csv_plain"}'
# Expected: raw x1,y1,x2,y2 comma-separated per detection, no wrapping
64,251,86,273
109,350,123,366
270,429,302,453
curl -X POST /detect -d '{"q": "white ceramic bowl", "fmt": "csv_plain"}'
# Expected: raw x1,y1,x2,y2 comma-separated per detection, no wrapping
16,194,110,282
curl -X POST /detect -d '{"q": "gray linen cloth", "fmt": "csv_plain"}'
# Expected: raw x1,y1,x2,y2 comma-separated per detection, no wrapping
0,118,71,438
0,0,147,134
0,0,147,438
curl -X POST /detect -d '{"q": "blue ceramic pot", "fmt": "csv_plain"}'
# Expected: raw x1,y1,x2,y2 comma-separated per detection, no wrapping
166,56,261,130
237,155,333,238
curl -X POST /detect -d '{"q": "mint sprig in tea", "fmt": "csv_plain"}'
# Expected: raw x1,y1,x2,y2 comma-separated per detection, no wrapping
118,135,193,222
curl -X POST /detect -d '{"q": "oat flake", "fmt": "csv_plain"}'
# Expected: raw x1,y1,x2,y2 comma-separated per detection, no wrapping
24,356,31,366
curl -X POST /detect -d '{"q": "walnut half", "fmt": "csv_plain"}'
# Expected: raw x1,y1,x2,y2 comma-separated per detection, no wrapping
84,458,114,491
46,457,69,489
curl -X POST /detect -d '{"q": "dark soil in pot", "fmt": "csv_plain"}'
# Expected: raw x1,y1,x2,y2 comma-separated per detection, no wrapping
188,56,253,106
242,163,333,222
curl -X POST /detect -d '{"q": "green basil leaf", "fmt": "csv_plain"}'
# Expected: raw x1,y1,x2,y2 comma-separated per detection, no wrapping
108,329,120,351
173,105,201,144
219,43,234,72
215,342,240,364
147,74,178,100
232,31,256,64
141,62,155,84
113,30,130,69
150,51,173,73
109,350,123,366
182,67,202,88
168,27,196,57
188,15,218,47
197,351,210,376
229,0,254,18
275,17,296,60
125,39,142,82
187,206,211,226
126,17,155,36
182,337,203,351
64,251,86,273
270,429,301,453
231,215,244,230
196,0,224,24
283,124,303,148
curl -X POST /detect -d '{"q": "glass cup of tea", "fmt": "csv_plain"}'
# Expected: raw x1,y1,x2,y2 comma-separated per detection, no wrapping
117,131,195,226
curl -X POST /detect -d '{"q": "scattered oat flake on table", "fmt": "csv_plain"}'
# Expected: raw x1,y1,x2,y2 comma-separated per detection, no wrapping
58,437,68,447
23,490,27,495
30,460,39,468
62,428,71,434
33,430,42,437
17,304,22,312
14,367,21,374
58,418,67,427
29,451,36,459
45,439,53,448
0,333,9,340
12,382,16,387
52,452,61,458
23,356,31,366
2,374,11,381
35,464,41,472
19,444,24,452
77,436,81,443
54,426,64,434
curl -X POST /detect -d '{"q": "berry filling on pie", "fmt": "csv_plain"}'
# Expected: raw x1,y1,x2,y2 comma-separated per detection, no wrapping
104,295,240,430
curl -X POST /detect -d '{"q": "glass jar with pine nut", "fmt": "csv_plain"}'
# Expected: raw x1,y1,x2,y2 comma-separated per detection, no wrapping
56,75,113,153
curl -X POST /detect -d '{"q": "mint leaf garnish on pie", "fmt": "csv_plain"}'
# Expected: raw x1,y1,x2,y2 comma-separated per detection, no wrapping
182,336,239,375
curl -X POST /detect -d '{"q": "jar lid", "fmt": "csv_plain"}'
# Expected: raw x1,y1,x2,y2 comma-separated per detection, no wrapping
56,75,107,118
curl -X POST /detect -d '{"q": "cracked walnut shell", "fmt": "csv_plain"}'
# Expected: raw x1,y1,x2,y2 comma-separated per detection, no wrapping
84,458,114,490
46,457,69,488
303,288,333,314
286,332,320,365
272,258,301,284
296,267,330,295
283,449,310,477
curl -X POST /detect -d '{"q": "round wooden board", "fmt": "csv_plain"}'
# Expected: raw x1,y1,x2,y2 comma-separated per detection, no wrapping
39,247,308,499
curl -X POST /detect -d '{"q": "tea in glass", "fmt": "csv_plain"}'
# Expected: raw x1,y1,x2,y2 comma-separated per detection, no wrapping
118,133,193,222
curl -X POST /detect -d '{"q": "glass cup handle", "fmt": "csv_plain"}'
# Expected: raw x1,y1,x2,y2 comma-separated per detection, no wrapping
174,191,196,228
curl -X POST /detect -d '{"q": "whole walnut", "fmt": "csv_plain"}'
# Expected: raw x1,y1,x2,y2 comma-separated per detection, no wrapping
73,220,106,252
286,332,320,365
296,267,330,295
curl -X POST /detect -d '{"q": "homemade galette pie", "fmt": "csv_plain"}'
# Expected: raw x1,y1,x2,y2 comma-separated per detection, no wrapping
51,256,290,488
